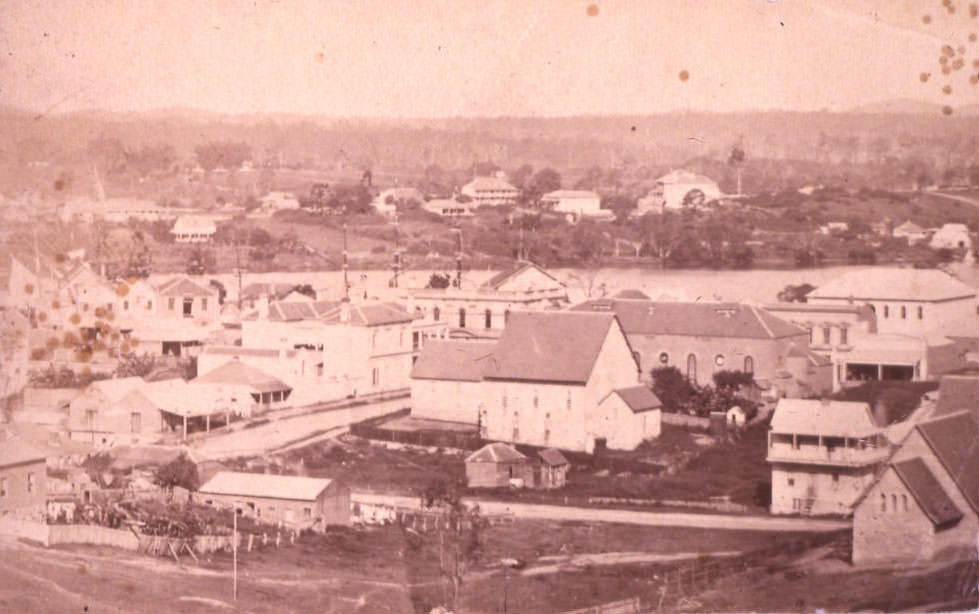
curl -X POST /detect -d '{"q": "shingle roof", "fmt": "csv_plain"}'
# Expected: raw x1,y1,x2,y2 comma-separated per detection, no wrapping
410,340,495,381
482,311,623,384
611,385,663,413
199,471,332,501
770,399,881,438
892,457,964,527
466,442,526,463
538,448,569,467
571,300,805,340
193,361,291,394
933,375,979,420
481,262,562,291
0,435,47,467
156,277,216,298
810,269,976,302
915,412,979,514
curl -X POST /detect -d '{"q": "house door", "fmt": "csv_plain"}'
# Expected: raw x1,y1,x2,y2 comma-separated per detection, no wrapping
183,298,193,317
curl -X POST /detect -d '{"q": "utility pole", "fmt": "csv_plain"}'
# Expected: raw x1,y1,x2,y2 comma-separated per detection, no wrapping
233,510,238,601
392,213,401,288
342,224,350,299
453,228,463,289
233,227,243,311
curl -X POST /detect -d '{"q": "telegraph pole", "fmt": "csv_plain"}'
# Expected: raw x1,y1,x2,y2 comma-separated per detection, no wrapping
232,510,238,601
342,223,350,299
453,228,463,288
392,213,401,288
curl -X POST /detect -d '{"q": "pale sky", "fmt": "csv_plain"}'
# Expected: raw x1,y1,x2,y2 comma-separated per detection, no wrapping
0,0,976,117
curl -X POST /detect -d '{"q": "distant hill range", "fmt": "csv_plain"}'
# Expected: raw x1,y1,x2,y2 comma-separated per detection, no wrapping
849,98,979,116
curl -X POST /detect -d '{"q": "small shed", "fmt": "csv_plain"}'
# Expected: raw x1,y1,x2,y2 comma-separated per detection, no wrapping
537,448,569,490
198,471,350,530
465,443,534,488
726,405,748,428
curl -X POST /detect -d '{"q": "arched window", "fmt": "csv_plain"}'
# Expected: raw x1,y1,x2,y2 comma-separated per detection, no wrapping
484,308,492,329
433,306,440,322
891,494,897,511
900,305,907,319
459,308,466,328
744,356,754,374
917,306,923,320
902,494,908,512
659,352,669,364
686,354,697,383
504,309,511,324
880,493,886,512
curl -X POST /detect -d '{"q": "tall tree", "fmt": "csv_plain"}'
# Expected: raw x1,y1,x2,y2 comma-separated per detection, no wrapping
421,480,487,612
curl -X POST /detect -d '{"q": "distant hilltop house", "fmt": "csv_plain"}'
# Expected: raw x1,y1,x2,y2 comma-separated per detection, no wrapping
539,190,612,222
636,170,722,214
460,175,519,207
171,215,217,243
929,223,973,251
257,191,300,215
892,220,930,244
372,187,425,217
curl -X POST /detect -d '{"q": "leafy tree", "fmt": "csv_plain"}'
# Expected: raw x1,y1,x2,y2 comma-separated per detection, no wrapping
121,236,152,279
640,212,685,268
114,353,159,379
186,245,216,275
776,283,816,303
153,454,200,498
420,479,486,612
426,272,452,289
650,366,697,412
713,370,756,391
194,141,251,172
509,164,534,191
525,168,562,202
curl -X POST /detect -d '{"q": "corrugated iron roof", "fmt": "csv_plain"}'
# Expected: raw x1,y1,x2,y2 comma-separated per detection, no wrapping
810,269,975,302
410,340,495,382
482,311,619,384
770,399,881,438
571,299,805,340
199,471,332,501
611,385,663,413
538,448,569,467
156,277,216,298
193,361,291,394
466,443,526,463
892,457,963,527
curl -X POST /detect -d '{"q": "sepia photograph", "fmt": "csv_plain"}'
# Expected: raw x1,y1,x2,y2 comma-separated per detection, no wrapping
1,1,979,612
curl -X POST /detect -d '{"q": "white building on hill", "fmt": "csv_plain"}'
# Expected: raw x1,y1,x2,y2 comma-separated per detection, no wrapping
460,176,519,206
171,215,217,242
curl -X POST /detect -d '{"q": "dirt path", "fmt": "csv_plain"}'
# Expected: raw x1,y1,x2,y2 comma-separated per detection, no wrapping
352,492,851,532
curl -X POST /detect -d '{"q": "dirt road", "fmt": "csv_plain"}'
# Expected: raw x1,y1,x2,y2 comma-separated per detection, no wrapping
352,492,851,532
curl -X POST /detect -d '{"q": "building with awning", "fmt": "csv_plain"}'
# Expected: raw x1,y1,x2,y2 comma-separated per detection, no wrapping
193,360,292,412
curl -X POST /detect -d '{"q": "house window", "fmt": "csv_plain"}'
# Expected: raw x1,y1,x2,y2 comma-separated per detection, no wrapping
485,309,492,329
27,473,35,493
659,352,669,365
744,356,754,374
902,494,909,512
566,391,572,411
807,328,813,344
686,354,697,382
412,331,420,351
183,298,193,317
433,307,440,322
832,472,839,483
900,305,906,319
459,308,466,328
533,393,538,409
881,493,886,512
123,300,129,311
787,477,795,486
0,477,6,497
131,412,141,433
147,300,153,311
883,305,889,318
502,392,507,410
840,327,848,345
822,326,831,345
202,298,208,311
303,507,312,519
917,306,923,320
86,409,96,428
372,367,380,386
168,297,175,311
891,494,897,511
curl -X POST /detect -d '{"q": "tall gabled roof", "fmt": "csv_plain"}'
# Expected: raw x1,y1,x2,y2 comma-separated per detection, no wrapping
482,311,628,384
193,361,291,394
809,269,975,302
199,471,332,501
891,458,963,527
770,399,881,438
156,276,216,298
571,299,805,340
466,442,526,464
481,262,564,291
914,411,979,514
410,340,495,382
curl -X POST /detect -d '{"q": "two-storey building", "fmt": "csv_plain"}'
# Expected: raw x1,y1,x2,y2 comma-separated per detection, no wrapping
768,398,889,516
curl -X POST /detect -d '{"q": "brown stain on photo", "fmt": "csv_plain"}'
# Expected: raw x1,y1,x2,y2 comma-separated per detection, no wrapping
678,70,690,82
586,4,599,17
